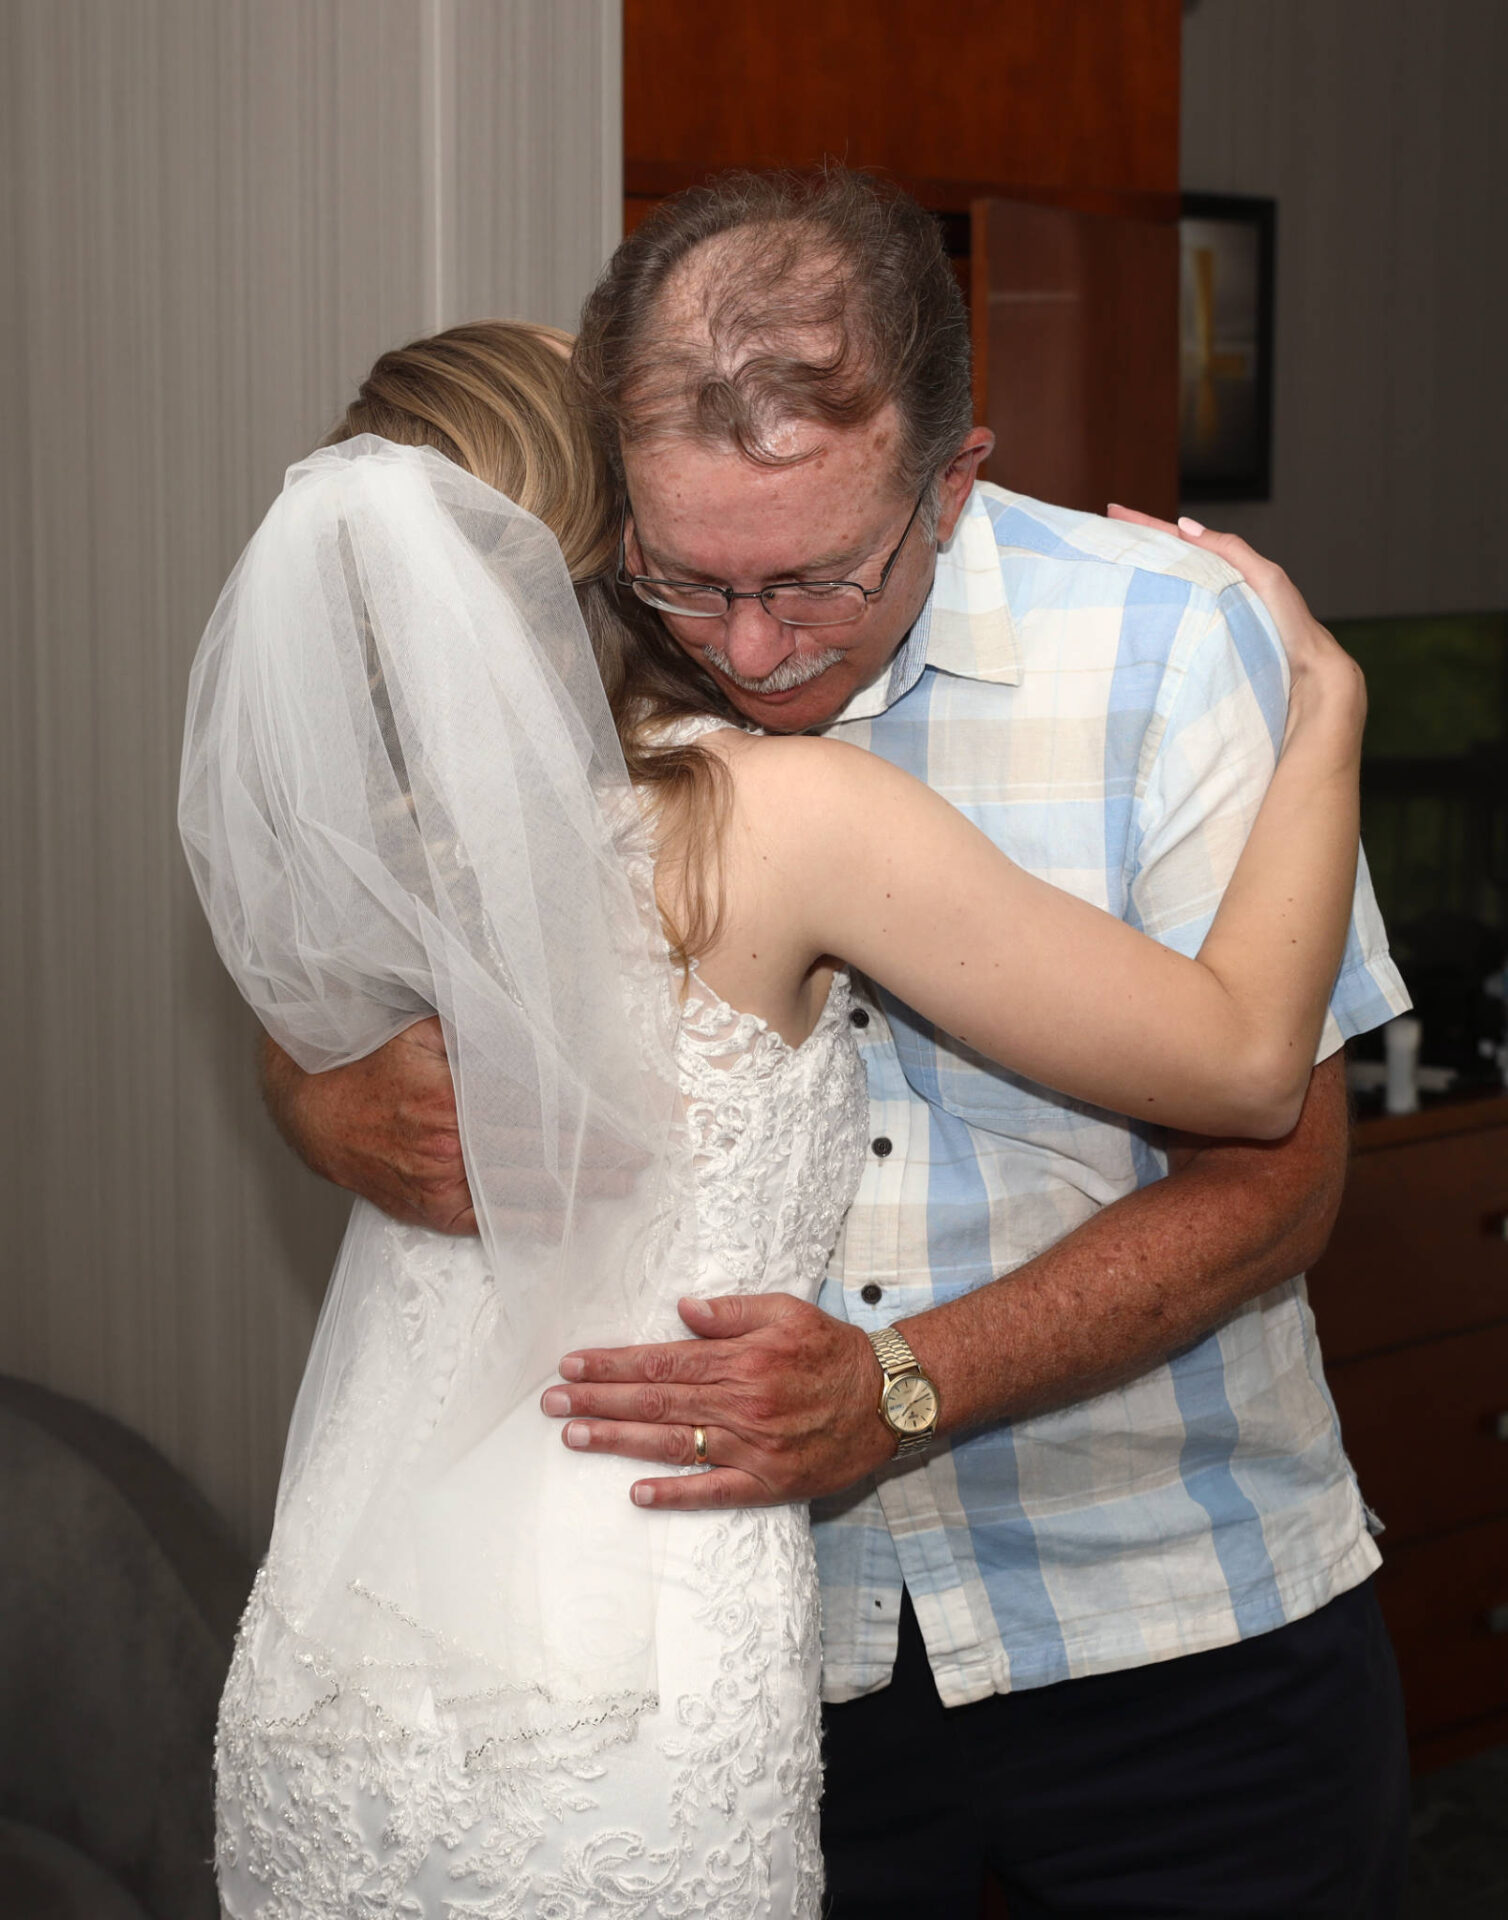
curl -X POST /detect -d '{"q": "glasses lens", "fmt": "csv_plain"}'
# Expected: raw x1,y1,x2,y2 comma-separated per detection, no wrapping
631,580,730,618
761,583,868,628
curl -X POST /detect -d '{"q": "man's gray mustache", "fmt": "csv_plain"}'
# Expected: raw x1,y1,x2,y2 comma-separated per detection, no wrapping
699,644,847,694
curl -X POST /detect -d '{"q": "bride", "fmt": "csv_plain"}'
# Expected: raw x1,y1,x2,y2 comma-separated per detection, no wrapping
181,322,1366,1919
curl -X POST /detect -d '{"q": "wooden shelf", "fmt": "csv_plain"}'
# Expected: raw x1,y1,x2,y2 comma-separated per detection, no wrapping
1351,1091,1508,1154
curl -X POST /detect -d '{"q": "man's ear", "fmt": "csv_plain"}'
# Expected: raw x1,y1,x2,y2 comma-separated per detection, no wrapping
934,428,995,543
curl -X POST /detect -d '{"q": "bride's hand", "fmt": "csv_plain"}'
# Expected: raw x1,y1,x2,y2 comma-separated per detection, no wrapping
1105,506,1367,745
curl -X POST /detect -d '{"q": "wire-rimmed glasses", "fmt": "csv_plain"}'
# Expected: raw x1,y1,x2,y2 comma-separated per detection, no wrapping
617,491,927,629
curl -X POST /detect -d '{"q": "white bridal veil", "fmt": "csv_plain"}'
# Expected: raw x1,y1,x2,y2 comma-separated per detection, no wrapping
180,437,688,1757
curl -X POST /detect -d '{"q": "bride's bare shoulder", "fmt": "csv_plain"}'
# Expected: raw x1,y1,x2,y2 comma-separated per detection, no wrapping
700,727,883,799
695,733,930,892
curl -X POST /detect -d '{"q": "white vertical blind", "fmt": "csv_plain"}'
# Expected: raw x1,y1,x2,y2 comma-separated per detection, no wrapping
0,0,624,1555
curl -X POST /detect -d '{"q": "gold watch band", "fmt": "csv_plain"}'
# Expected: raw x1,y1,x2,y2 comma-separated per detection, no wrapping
866,1326,938,1456
868,1325,922,1378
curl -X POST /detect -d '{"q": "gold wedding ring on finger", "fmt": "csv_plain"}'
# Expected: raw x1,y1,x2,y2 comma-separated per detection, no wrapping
692,1425,710,1468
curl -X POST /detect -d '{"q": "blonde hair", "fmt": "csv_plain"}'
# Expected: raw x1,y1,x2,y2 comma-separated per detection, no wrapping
324,321,610,578
325,320,728,962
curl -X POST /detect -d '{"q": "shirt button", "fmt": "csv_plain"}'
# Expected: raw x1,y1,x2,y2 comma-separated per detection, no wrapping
849,1007,870,1029
871,1136,893,1158
860,1283,883,1305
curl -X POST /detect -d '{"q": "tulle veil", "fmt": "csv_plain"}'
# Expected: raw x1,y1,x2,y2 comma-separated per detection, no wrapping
180,436,694,1758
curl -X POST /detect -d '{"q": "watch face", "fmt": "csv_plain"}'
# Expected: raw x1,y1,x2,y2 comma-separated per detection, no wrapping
882,1374,939,1434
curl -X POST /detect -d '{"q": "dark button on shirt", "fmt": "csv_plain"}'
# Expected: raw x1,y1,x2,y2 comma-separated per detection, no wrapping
860,1283,884,1306
849,1006,870,1029
871,1136,893,1158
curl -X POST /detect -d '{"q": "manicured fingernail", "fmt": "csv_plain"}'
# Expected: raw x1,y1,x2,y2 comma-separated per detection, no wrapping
558,1355,586,1380
541,1388,570,1415
564,1421,591,1449
1177,516,1206,537
632,1484,656,1506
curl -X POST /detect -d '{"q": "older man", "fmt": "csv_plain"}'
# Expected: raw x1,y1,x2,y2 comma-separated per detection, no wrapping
266,172,1410,1916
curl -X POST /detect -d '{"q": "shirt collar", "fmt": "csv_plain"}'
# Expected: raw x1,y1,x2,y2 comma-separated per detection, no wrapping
827,485,1020,725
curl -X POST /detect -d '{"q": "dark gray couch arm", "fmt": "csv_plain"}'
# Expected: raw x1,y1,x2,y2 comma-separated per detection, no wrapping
0,1376,254,1920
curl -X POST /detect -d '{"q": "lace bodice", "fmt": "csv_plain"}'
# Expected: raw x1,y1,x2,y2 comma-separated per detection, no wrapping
672,963,869,1305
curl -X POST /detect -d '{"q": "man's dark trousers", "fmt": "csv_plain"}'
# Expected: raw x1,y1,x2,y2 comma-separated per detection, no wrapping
821,1579,1409,1918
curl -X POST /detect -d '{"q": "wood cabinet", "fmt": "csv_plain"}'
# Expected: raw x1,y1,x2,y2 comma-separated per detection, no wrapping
1307,1096,1508,1770
624,0,1183,517
970,197,1178,518
624,0,1181,211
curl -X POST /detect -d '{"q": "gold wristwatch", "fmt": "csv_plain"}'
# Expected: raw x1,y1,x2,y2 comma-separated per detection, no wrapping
867,1326,941,1457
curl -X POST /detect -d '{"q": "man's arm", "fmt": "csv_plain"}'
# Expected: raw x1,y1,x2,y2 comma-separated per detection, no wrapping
539,1053,1350,1508
260,1021,476,1235
904,1051,1349,1426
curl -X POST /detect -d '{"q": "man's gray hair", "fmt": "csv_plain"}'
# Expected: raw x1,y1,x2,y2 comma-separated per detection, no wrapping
573,168,973,512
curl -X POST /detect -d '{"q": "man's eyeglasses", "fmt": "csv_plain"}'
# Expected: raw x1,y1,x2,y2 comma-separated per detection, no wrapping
617,491,928,630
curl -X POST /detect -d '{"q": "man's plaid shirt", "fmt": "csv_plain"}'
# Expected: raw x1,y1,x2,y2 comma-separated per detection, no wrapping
814,485,1409,1707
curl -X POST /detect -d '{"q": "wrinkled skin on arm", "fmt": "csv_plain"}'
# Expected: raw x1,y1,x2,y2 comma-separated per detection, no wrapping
260,1020,476,1236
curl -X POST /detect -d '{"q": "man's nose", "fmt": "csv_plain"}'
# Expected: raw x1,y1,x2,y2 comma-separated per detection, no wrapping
716,596,796,679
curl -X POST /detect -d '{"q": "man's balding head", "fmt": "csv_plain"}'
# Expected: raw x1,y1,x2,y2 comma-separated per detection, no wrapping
574,169,973,513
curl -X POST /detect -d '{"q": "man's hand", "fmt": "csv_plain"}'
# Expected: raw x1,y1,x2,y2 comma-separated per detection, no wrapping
540,1293,894,1510
260,1020,476,1235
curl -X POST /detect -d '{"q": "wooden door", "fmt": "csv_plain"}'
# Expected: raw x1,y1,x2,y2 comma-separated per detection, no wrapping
971,198,1179,519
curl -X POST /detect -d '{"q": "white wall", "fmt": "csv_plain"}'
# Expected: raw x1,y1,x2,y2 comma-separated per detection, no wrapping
1181,0,1508,620
1,0,622,1555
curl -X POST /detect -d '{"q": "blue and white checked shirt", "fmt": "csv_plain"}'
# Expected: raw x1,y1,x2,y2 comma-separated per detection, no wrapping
813,484,1409,1707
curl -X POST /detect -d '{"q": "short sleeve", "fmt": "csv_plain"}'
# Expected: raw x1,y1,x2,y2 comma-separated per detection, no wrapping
1130,580,1410,1061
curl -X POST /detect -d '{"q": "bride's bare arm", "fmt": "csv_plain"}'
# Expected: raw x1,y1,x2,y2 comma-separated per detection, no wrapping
732,550,1362,1141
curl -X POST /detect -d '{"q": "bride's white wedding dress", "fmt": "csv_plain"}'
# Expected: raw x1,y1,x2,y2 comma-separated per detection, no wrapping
215,961,869,1919
180,443,872,1917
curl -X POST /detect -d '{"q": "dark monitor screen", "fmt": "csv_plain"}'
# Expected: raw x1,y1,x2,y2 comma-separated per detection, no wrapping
1330,610,1508,1076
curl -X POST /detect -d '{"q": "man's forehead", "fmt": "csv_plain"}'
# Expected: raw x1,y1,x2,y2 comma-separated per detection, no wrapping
624,426,907,573
626,422,826,488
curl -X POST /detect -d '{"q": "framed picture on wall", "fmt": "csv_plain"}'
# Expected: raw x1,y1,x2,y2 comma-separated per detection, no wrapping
1179,193,1276,501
